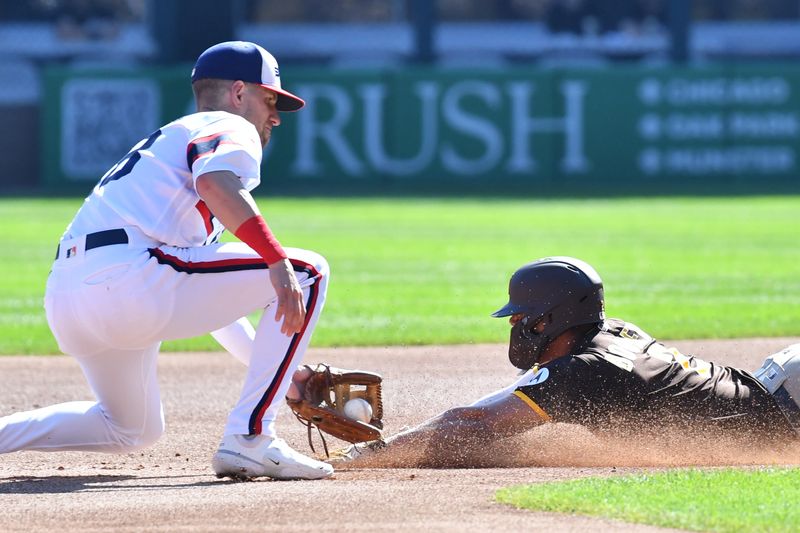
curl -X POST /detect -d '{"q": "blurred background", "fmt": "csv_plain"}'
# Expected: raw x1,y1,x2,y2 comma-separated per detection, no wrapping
2,0,800,194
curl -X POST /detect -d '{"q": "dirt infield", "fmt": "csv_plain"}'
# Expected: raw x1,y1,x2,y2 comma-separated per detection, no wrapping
1,338,799,532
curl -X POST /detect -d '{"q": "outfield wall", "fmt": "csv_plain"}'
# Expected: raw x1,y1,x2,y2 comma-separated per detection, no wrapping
42,64,800,190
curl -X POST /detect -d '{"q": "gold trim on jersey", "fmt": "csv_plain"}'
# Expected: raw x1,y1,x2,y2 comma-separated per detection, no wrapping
513,390,552,422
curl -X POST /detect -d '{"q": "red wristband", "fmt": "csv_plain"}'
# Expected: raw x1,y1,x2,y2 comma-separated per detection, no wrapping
234,215,287,265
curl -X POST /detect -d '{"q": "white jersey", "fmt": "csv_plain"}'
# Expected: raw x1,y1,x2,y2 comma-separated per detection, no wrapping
63,111,263,247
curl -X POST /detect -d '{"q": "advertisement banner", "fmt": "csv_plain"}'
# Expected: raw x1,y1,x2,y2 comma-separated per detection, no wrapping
42,64,800,189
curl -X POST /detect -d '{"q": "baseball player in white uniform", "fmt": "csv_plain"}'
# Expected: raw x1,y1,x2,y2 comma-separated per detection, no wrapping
0,41,333,480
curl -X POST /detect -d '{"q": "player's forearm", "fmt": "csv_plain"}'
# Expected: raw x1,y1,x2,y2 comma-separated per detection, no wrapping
368,407,493,467
341,414,474,468
422,409,498,466
381,406,495,445
196,170,287,265
340,407,497,468
368,396,541,467
196,170,259,231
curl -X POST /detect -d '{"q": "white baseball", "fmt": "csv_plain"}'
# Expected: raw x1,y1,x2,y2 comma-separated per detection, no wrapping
343,398,373,423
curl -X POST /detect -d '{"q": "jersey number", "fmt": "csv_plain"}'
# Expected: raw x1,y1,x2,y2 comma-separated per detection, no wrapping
98,129,162,187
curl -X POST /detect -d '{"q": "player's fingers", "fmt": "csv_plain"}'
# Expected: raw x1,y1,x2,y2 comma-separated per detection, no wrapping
286,381,301,401
296,299,307,328
285,290,305,334
293,287,307,332
275,290,297,336
292,365,313,384
274,290,287,325
297,300,306,332
274,289,295,335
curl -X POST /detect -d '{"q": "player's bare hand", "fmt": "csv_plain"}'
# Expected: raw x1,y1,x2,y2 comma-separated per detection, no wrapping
286,365,314,401
269,259,306,335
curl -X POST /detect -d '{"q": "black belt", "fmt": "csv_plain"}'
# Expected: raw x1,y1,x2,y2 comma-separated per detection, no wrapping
55,228,129,259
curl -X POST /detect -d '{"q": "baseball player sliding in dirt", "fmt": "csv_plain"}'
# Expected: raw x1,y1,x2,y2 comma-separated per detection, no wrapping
334,257,800,467
0,41,333,480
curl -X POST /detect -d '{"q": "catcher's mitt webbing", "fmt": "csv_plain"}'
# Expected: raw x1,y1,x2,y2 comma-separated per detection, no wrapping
287,364,384,456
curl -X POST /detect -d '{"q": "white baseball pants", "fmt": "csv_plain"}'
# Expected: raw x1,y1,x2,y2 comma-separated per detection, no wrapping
0,234,327,453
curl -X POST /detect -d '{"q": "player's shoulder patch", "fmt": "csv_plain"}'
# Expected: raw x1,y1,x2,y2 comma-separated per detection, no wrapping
620,325,641,340
518,366,550,387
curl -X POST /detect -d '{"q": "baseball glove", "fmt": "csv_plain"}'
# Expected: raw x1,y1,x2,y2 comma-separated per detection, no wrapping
286,363,384,456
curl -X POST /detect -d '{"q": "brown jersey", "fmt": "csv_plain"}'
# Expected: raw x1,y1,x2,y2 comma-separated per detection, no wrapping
515,319,795,438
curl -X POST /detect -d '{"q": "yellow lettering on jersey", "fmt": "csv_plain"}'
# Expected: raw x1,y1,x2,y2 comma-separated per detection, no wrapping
513,391,552,422
620,326,640,340
670,347,712,376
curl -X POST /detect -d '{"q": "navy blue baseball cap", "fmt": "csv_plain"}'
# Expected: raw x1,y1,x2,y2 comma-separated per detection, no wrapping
191,41,305,112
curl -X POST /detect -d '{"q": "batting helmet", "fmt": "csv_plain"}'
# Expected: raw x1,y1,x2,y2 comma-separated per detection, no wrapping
492,257,605,370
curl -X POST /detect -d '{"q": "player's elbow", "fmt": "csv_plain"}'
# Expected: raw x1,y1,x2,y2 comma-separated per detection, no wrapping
195,171,216,198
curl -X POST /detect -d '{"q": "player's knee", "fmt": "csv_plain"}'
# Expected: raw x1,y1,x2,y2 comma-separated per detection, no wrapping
307,251,329,279
302,251,330,301
117,425,164,452
137,417,166,449
108,414,165,452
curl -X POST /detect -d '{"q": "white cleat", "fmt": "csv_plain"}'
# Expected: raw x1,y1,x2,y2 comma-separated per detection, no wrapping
212,434,334,481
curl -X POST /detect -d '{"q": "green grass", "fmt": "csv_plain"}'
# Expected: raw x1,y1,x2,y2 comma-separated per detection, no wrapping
2,195,799,354
496,467,800,532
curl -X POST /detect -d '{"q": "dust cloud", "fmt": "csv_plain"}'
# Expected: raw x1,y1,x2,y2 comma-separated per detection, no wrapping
336,423,800,469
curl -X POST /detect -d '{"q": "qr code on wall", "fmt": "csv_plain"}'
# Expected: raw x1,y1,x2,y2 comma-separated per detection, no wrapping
61,79,160,180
